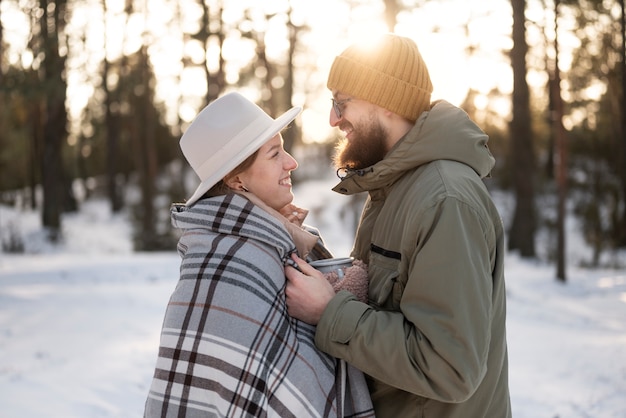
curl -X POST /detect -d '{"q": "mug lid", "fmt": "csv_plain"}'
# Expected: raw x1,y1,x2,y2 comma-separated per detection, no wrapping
309,257,354,268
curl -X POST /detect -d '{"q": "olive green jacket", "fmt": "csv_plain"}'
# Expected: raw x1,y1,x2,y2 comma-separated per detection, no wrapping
316,101,512,417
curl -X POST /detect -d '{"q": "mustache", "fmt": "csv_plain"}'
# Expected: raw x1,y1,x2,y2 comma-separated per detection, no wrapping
338,121,353,132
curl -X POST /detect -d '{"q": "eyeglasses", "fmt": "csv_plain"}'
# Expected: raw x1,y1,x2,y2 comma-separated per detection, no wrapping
331,97,352,119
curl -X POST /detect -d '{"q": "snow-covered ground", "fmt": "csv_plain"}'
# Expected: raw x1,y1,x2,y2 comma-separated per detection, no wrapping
1,178,625,417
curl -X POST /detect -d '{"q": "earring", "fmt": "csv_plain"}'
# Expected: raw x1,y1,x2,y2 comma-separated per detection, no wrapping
241,186,249,192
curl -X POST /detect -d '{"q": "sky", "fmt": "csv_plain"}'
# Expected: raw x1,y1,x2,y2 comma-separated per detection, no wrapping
0,175,625,417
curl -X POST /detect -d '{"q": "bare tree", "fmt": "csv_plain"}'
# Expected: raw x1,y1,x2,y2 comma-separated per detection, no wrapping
280,7,303,153
619,0,626,247
102,0,125,212
508,0,537,257
383,0,400,31
196,0,225,104
550,0,567,280
40,0,69,241
132,45,160,250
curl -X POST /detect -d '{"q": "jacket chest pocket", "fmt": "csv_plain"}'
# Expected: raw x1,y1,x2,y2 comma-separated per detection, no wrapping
368,247,404,310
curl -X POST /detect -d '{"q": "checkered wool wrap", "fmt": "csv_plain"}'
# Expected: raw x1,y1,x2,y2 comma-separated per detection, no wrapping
145,193,374,418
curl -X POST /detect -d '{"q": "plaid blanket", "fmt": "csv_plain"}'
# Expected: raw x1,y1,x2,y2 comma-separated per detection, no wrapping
145,193,374,418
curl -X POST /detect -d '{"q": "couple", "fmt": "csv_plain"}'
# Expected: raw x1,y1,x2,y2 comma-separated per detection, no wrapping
145,34,512,418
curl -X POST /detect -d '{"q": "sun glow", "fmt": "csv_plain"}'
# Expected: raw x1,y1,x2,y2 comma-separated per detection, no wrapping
1,0,519,143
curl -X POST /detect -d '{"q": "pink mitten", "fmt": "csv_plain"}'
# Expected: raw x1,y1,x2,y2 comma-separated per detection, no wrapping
324,260,369,303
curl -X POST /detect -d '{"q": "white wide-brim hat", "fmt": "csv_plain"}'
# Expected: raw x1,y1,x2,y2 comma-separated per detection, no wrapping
180,92,302,206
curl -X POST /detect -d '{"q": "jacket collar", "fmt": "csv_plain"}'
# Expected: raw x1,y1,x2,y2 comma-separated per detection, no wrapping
333,100,494,196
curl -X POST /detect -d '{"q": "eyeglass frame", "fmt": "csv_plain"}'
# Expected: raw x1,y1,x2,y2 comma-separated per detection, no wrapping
331,97,352,119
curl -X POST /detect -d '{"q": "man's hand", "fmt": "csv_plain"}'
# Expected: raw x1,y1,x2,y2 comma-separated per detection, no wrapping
285,253,335,325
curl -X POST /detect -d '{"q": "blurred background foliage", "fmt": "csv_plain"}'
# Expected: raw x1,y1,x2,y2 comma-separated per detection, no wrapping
0,0,625,278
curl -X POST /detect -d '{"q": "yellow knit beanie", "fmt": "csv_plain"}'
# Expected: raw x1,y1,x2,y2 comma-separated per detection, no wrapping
327,34,433,122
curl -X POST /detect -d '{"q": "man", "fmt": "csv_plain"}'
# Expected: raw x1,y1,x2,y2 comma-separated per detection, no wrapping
285,33,512,417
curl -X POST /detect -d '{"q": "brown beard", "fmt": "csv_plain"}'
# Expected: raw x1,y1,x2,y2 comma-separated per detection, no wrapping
333,117,388,171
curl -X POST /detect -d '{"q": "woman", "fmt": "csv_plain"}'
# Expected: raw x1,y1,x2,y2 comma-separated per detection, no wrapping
144,92,373,418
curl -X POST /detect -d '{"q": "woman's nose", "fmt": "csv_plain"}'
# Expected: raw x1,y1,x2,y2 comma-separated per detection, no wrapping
286,153,298,170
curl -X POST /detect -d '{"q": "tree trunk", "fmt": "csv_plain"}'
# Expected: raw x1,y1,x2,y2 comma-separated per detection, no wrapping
552,0,567,281
508,0,537,257
383,0,399,32
40,0,68,242
620,0,626,246
104,59,123,213
133,46,159,250
197,1,225,103
281,13,300,154
29,98,43,209
102,0,123,212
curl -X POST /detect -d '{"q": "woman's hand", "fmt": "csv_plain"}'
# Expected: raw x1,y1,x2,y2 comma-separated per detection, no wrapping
279,203,308,226
285,253,335,325
326,260,369,304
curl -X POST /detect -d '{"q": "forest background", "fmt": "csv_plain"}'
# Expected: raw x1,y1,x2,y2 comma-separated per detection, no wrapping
1,0,625,281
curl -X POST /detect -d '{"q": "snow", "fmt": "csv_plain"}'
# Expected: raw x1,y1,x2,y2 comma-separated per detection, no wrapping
1,178,625,417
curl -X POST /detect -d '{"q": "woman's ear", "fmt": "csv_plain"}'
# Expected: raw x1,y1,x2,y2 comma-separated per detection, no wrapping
224,175,247,192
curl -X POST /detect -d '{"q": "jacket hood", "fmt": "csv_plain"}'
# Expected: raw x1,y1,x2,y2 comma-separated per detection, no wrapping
333,100,494,195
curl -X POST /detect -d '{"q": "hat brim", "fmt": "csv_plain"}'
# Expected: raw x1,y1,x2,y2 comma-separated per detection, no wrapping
185,106,302,206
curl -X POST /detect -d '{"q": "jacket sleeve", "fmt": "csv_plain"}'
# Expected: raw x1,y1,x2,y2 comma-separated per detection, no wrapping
315,196,495,403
